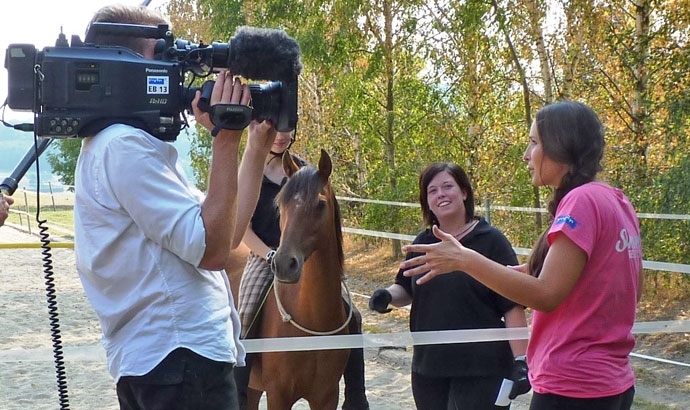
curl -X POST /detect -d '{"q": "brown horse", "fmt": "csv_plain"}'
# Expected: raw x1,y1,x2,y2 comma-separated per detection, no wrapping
246,149,351,410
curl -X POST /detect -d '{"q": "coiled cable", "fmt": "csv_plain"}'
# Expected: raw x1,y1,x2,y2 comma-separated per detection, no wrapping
38,217,70,409
32,136,71,409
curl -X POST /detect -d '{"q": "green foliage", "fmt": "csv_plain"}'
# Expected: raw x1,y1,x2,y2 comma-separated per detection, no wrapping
40,1,690,293
188,126,213,192
163,1,690,274
636,154,690,265
46,138,81,189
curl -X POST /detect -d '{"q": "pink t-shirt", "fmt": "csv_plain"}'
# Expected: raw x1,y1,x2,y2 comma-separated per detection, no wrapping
528,182,642,398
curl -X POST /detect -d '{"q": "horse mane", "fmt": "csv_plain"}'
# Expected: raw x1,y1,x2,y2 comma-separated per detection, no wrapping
332,196,344,269
276,165,344,270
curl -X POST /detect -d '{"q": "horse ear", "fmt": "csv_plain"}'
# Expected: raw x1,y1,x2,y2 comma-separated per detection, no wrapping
317,149,332,186
282,150,300,177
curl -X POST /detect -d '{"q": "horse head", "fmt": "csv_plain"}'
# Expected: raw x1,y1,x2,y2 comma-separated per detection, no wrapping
271,149,342,284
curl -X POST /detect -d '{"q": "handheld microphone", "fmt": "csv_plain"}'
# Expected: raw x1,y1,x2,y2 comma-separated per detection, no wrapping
1,138,54,196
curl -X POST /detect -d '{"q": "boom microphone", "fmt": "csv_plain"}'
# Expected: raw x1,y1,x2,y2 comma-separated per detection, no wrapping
0,138,53,196
227,26,303,82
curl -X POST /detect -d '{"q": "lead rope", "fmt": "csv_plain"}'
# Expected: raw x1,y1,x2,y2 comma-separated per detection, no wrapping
272,278,354,336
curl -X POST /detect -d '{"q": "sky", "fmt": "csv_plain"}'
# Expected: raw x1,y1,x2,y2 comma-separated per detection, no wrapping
1,0,169,120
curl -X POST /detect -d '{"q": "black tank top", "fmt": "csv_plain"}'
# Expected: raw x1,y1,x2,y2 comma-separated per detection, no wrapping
249,154,307,248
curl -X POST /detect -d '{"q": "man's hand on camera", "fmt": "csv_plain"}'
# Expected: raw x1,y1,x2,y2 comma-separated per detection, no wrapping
192,71,251,138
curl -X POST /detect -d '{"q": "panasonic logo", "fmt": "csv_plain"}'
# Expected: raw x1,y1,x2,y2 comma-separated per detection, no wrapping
146,68,168,73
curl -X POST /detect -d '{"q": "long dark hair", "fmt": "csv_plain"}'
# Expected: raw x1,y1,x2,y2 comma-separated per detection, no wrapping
418,162,475,227
527,101,605,276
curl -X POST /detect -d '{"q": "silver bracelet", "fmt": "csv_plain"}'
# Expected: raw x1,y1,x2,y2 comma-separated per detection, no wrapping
514,355,527,362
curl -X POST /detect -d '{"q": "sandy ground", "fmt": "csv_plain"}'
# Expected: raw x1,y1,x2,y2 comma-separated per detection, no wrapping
1,225,687,409
0,226,532,410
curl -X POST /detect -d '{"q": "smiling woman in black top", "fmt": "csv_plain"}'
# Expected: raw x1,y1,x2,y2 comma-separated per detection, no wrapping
369,162,530,410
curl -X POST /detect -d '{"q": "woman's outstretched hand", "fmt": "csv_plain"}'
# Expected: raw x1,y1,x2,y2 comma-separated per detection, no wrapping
401,225,475,285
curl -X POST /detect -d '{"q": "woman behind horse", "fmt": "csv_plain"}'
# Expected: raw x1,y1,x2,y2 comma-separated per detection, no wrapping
234,130,369,410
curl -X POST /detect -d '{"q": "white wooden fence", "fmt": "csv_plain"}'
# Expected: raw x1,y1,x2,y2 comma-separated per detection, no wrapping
6,188,689,275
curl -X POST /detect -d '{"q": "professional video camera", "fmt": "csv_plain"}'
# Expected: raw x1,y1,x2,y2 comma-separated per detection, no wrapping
4,22,303,141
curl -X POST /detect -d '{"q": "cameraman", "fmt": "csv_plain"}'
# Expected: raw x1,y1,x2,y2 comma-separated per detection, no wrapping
0,193,13,226
73,5,276,410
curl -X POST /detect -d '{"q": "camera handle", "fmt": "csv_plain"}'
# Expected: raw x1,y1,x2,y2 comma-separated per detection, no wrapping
209,105,253,136
196,80,253,136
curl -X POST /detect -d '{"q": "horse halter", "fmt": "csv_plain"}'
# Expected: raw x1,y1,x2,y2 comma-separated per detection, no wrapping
271,278,354,336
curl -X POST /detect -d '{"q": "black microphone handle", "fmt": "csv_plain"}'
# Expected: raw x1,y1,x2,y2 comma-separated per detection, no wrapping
1,138,54,196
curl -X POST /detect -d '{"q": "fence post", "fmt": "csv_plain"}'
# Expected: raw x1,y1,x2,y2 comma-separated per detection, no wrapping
22,187,29,215
48,182,56,211
484,199,491,225
22,188,32,235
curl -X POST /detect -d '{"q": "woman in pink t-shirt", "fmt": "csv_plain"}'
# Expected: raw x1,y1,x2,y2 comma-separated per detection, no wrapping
399,100,643,410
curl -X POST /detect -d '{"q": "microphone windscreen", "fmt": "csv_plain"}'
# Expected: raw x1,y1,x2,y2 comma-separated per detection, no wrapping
228,26,303,82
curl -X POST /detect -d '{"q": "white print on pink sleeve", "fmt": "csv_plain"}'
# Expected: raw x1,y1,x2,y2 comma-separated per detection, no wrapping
615,228,642,259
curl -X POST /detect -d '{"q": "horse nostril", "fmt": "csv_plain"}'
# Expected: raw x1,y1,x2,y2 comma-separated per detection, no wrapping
288,257,300,272
272,252,303,283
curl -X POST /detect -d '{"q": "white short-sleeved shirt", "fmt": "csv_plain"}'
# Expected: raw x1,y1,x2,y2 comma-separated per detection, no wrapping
74,124,245,382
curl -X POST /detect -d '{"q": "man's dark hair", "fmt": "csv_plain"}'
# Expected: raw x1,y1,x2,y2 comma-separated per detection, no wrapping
85,4,170,54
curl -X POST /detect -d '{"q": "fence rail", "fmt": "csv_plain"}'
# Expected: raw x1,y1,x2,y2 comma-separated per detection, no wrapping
337,196,690,276
7,191,689,275
337,196,690,221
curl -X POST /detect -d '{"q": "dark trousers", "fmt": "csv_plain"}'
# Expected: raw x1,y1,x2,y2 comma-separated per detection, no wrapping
342,305,369,409
411,371,509,410
234,352,254,409
117,348,238,410
529,386,634,410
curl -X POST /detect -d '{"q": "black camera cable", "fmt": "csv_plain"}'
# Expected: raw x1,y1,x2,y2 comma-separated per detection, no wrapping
33,135,71,409
0,135,70,409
